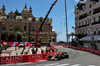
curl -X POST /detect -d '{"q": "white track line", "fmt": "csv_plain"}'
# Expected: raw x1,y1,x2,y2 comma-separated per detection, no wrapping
88,65,95,66
44,63,59,66
71,64,81,66
56,63,70,66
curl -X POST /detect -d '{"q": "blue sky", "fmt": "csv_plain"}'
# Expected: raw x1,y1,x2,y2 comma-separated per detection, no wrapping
0,0,86,42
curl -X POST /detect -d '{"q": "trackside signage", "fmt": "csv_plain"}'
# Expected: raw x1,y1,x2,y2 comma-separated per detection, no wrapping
0,51,58,64
1,56,23,64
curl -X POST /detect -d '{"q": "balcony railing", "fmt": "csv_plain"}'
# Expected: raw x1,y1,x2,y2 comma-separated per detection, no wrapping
77,24,89,28
91,21,100,25
93,7,100,14
79,13,87,20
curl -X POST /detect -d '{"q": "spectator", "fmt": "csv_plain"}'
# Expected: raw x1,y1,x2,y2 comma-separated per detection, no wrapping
46,48,49,53
51,48,55,52
41,49,44,53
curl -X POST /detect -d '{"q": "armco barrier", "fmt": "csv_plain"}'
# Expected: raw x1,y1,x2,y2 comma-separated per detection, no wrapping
89,49,95,53
0,50,58,64
51,44,100,55
94,50,100,54
69,46,100,55
51,44,69,47
51,44,64,46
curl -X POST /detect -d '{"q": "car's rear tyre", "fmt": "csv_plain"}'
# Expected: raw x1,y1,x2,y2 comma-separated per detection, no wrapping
64,54,69,58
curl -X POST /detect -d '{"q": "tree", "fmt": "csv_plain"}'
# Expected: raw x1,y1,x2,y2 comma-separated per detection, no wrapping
9,26,24,50
70,32,75,42
57,41,65,44
68,34,71,42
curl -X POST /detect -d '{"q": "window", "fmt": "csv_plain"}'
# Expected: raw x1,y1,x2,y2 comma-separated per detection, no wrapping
32,19,35,22
85,20,87,25
89,19,91,24
93,31,96,35
98,31,100,35
90,4,91,8
53,39,55,42
40,37,42,41
99,16,100,21
40,19,42,22
89,11,91,16
82,21,84,25
24,16,27,19
32,26,35,31
10,15,13,19
32,37,34,41
24,26,27,31
2,25,6,30
79,22,81,26
94,18,95,22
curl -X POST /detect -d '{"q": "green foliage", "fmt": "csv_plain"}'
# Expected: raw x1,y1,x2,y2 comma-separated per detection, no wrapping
13,26,24,33
57,41,65,44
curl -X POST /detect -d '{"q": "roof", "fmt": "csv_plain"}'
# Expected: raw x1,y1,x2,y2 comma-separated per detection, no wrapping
77,0,86,10
79,35,100,41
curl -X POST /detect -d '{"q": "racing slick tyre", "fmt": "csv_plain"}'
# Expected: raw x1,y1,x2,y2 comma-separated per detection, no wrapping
64,54,69,58
48,55,52,60
55,54,61,60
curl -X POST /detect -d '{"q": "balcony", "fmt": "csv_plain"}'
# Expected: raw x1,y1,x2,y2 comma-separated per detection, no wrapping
78,24,89,28
93,7,100,14
79,13,87,20
91,21,100,25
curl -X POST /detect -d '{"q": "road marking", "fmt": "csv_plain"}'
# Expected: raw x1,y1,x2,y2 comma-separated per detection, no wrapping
56,63,70,66
70,64,81,66
88,65,95,66
44,63,59,66
44,63,96,66
16,62,32,65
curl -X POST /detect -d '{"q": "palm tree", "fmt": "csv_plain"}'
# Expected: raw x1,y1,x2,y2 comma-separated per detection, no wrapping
68,34,71,42
21,32,28,54
9,26,23,50
70,32,75,42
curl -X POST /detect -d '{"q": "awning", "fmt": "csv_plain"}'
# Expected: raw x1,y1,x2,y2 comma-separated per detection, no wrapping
79,35,100,41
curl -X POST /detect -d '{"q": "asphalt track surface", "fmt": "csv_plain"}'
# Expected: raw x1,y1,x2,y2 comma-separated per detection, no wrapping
1,46,100,66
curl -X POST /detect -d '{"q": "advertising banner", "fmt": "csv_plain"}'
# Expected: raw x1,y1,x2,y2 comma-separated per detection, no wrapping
0,51,58,64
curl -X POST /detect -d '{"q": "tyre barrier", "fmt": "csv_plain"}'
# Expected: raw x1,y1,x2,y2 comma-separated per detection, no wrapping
0,50,58,64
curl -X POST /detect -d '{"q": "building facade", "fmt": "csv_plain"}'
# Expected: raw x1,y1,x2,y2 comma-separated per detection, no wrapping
74,0,100,39
0,4,57,44
74,0,100,50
